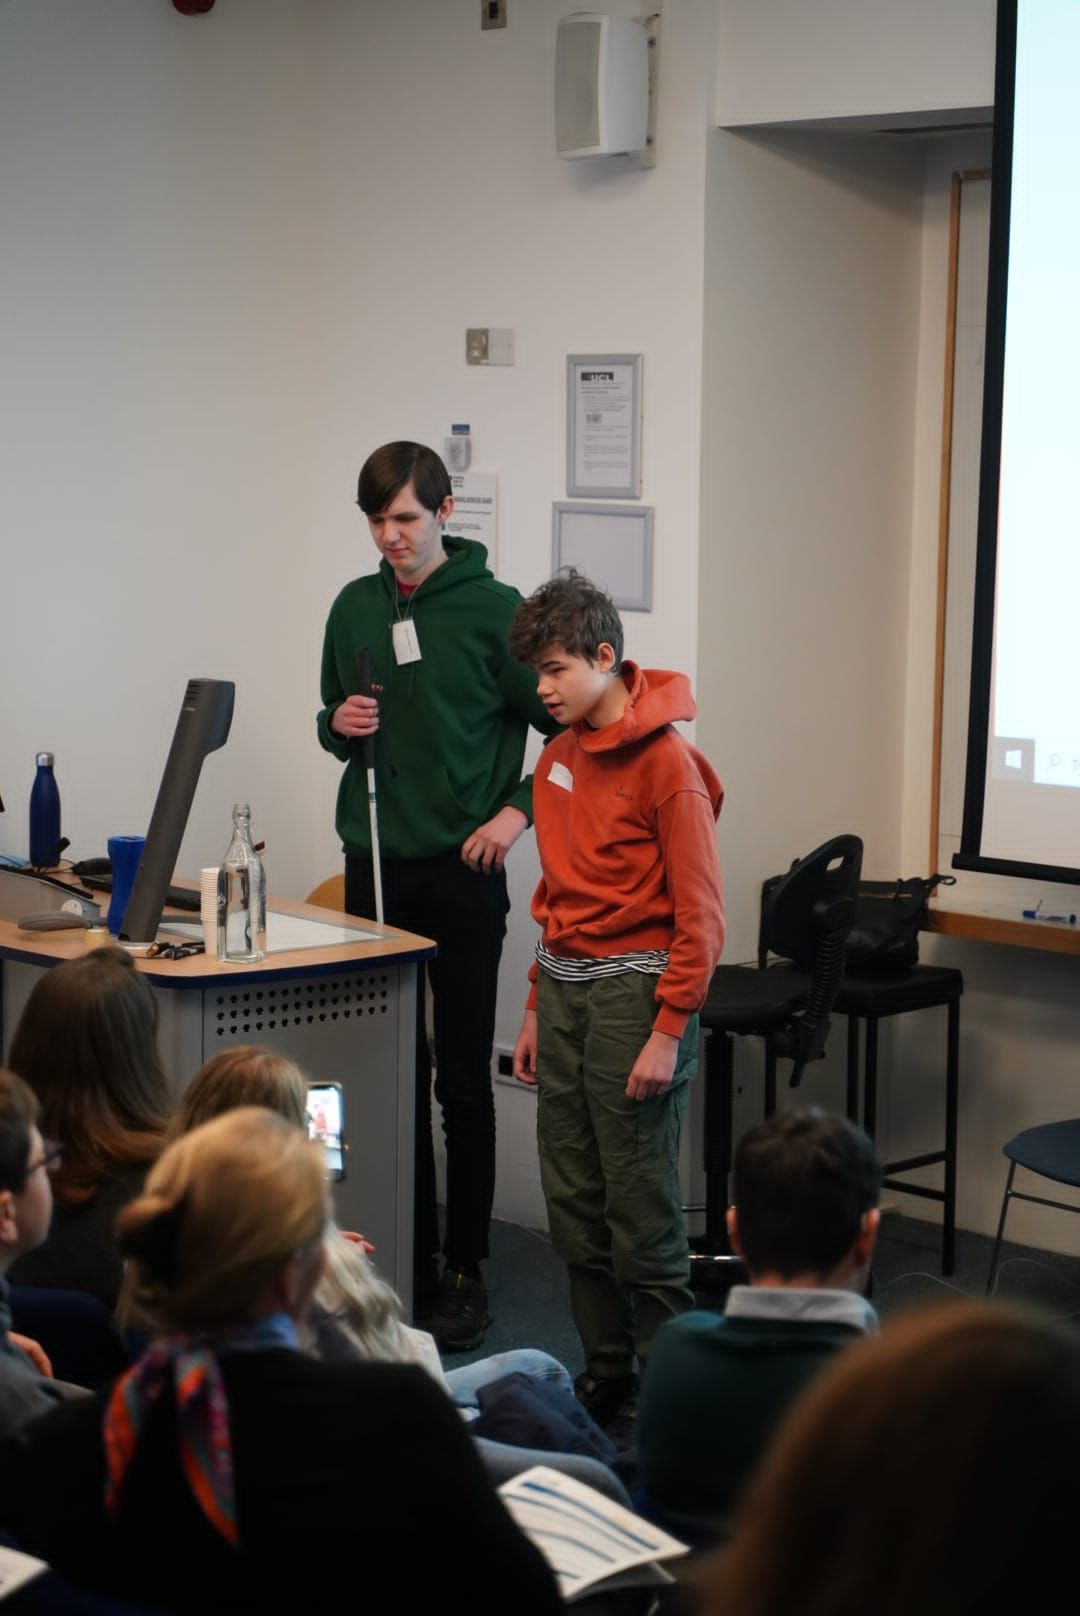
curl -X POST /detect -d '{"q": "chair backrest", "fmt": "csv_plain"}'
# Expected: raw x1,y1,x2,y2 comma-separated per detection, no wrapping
759,835,863,1080
306,875,345,910
759,835,863,971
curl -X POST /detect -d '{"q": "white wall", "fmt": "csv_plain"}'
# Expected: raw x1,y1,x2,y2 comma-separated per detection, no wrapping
894,132,1080,1254
0,0,717,1230
697,127,922,963
693,120,930,1172
0,0,323,898
714,0,996,129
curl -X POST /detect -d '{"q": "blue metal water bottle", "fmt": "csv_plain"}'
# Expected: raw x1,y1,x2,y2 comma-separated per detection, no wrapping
29,752,61,868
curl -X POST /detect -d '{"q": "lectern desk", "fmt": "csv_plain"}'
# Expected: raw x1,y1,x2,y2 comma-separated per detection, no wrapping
0,895,436,1310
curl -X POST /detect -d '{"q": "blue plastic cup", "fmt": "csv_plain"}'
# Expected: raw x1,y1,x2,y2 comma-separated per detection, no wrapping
107,835,146,936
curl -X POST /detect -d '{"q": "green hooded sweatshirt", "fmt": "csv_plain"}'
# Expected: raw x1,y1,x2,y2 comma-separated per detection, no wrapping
318,536,556,861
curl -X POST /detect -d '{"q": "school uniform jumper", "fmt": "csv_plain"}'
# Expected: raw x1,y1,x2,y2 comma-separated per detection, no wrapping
637,1287,878,1545
528,662,725,1380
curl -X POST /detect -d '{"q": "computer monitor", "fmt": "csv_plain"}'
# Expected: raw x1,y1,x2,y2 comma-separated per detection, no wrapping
120,678,234,944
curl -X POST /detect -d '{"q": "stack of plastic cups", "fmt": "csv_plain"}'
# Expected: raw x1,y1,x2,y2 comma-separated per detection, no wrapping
200,866,219,958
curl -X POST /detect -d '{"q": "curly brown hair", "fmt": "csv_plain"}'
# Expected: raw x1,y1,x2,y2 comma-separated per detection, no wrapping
508,568,623,668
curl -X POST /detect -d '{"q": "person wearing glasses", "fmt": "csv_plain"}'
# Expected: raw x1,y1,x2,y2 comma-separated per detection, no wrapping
0,1067,70,1436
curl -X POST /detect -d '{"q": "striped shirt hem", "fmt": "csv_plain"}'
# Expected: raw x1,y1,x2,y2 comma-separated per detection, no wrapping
535,942,669,982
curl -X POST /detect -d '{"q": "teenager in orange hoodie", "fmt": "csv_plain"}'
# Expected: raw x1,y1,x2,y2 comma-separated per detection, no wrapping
510,571,725,1432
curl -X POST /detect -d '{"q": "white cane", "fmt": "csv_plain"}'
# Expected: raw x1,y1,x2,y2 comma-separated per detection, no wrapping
356,648,384,925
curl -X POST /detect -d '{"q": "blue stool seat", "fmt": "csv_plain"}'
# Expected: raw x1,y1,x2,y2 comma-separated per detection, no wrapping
1003,1119,1080,1186
988,1119,1080,1292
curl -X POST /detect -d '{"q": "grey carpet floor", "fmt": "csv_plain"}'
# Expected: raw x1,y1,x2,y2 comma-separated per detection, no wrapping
440,1209,1080,1374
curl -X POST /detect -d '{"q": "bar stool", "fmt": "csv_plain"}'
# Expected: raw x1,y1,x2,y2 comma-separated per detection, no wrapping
690,835,862,1260
833,964,963,1274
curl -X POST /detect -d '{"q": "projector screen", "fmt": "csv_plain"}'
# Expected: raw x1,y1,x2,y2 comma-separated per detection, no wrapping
956,0,1080,885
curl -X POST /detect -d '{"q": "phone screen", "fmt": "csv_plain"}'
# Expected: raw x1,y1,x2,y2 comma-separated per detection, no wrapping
306,1082,345,1181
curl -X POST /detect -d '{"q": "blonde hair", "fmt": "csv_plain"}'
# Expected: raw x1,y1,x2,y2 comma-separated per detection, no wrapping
118,1108,326,1331
310,1229,412,1363
171,1047,307,1141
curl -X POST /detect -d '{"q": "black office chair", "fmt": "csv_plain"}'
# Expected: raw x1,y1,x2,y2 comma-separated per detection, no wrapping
986,1119,1080,1294
693,834,863,1251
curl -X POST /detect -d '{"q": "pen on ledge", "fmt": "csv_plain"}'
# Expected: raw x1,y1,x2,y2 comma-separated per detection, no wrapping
1022,905,1077,924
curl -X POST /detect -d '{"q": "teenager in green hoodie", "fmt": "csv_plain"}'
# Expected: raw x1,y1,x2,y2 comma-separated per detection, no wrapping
318,441,557,1349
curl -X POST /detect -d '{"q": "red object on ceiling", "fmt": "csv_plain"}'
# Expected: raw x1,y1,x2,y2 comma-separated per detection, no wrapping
173,1,216,13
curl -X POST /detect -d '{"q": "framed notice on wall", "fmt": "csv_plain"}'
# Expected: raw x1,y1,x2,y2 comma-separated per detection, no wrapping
567,353,643,498
552,502,653,612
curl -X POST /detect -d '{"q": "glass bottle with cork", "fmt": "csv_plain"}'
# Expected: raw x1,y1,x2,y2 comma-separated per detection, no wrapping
216,803,266,962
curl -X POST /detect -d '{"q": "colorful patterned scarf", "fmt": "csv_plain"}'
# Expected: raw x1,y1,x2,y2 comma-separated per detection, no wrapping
104,1313,298,1547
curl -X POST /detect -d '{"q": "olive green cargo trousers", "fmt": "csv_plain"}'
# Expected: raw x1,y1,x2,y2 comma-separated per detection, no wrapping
536,969,698,1381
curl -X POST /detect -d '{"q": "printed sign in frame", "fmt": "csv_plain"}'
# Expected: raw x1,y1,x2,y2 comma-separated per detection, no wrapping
567,353,643,499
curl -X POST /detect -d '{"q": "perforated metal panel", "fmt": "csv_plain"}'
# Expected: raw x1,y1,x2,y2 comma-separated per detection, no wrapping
208,970,392,1040
4,955,419,1311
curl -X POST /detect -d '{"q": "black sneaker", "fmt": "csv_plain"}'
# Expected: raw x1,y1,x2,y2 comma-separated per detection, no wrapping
430,1269,492,1351
574,1371,639,1435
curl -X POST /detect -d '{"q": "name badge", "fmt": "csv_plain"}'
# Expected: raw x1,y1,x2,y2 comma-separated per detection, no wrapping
392,619,422,665
549,761,574,792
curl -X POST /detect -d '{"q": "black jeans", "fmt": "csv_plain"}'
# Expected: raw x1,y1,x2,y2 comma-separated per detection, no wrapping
345,851,508,1278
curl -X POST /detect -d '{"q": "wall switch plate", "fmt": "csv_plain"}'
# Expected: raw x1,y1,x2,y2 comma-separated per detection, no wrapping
481,0,507,29
466,328,489,364
467,328,514,365
488,327,515,365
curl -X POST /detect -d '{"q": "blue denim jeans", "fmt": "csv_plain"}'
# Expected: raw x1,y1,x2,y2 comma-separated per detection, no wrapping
445,1348,574,1417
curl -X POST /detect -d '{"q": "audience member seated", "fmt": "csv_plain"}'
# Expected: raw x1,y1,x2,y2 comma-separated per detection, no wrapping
7,949,170,1308
637,1108,880,1545
169,1049,451,1374
0,1068,73,1437
692,1298,1080,1616
170,1047,626,1495
0,1108,560,1614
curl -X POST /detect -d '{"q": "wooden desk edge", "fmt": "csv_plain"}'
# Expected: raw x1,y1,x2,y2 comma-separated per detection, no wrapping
926,906,1080,956
0,893,437,986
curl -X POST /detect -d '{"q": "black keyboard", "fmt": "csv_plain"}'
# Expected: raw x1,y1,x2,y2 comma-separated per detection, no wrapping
79,873,201,913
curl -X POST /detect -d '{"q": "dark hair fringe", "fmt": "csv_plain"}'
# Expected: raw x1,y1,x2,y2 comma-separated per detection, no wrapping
357,441,451,517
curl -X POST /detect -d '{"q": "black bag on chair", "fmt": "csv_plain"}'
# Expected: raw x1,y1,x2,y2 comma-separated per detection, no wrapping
844,874,955,972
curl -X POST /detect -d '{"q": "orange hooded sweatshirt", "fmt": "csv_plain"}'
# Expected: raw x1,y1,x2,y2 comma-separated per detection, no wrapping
527,661,725,1038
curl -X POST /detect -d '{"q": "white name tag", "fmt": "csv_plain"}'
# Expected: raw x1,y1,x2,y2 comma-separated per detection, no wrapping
392,619,422,664
549,761,574,792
